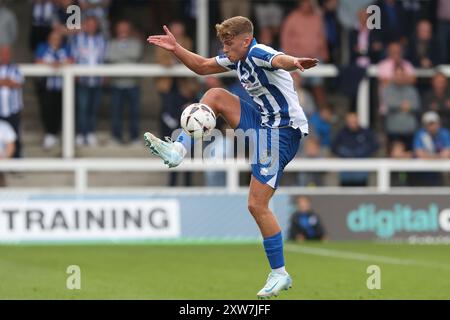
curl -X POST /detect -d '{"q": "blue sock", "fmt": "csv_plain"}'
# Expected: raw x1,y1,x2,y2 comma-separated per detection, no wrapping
175,130,193,152
263,232,285,269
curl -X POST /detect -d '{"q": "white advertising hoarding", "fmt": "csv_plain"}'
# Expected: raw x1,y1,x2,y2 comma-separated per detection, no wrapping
0,200,180,241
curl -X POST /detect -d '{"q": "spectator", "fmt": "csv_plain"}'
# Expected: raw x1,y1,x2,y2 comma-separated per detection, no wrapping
70,15,107,146
309,106,334,151
296,137,326,187
78,0,111,37
406,20,440,68
30,0,55,52
0,45,24,158
204,121,234,187
35,30,73,150
253,1,284,50
414,111,450,159
0,0,18,46
53,0,79,38
383,64,421,150
160,77,200,187
423,72,450,129
291,72,317,118
337,0,374,64
411,111,450,186
220,0,250,21
106,20,143,145
281,0,328,58
332,112,379,187
372,0,407,48
437,0,450,64
378,42,416,114
0,120,16,187
389,140,412,187
154,21,194,136
288,196,326,241
349,8,382,67
281,0,329,107
322,0,340,64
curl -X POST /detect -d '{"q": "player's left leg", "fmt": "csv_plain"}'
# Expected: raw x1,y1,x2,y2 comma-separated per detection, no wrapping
248,176,293,299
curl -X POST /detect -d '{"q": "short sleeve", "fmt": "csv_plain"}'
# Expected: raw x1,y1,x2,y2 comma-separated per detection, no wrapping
249,44,284,69
413,131,424,151
35,43,47,60
215,54,236,71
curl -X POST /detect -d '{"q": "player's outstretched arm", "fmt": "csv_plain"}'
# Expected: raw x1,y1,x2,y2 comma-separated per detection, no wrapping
272,55,319,72
147,25,227,75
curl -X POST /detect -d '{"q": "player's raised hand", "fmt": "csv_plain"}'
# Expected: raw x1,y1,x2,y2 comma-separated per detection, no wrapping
147,25,178,52
294,58,319,72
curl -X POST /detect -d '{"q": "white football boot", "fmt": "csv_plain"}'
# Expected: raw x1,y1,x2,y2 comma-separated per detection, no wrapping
143,132,184,168
257,271,293,299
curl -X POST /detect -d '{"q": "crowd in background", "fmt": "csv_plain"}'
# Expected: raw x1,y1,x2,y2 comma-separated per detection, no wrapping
0,0,450,187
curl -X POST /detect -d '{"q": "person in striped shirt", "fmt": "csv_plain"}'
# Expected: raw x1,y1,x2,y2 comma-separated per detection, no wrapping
69,15,107,147
35,30,73,150
145,16,318,299
0,45,23,158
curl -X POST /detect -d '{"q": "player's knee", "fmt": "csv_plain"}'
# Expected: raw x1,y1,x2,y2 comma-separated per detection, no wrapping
202,88,228,111
247,199,267,216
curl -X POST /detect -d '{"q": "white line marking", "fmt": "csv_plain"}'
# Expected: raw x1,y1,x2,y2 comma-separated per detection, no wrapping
285,244,450,270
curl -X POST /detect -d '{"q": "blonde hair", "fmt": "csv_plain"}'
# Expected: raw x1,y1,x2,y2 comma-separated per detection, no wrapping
215,16,253,42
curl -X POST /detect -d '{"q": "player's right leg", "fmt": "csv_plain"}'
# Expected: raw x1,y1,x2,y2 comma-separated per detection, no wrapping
144,88,241,167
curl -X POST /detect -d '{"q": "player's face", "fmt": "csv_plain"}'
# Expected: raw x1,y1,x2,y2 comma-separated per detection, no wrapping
222,34,252,62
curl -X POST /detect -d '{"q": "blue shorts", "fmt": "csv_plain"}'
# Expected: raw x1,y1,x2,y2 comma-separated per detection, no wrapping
236,98,304,189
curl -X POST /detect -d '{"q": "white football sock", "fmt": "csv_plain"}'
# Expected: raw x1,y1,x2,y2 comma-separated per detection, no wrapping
273,266,288,275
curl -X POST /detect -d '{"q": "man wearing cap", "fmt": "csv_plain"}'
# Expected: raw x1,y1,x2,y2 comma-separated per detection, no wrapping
414,111,450,159
412,111,450,185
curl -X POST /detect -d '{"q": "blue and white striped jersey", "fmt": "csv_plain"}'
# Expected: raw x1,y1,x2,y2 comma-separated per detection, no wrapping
35,43,71,90
69,32,107,87
215,39,308,133
0,64,24,118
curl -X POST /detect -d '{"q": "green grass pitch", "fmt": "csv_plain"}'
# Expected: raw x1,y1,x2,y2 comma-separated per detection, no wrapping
1,242,449,299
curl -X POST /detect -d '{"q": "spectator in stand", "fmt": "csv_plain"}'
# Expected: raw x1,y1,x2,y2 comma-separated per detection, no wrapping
423,72,450,129
414,111,450,159
106,20,143,145
160,77,200,187
281,0,329,108
389,140,412,187
296,136,326,187
349,8,381,67
0,120,16,187
52,0,79,38
0,0,18,46
406,20,440,68
291,72,317,118
30,0,55,52
154,21,194,137
309,106,334,153
437,0,450,64
378,42,416,115
253,1,284,51
383,64,421,150
372,0,407,49
35,30,73,150
332,112,379,187
219,0,250,21
0,46,24,158
322,0,340,64
78,0,111,37
288,196,326,241
70,15,107,147
412,111,450,186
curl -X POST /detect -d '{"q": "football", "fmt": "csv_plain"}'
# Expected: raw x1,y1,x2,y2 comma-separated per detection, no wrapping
180,103,216,139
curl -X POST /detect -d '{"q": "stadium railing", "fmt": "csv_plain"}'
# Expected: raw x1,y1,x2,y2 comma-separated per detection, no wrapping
1,158,450,193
